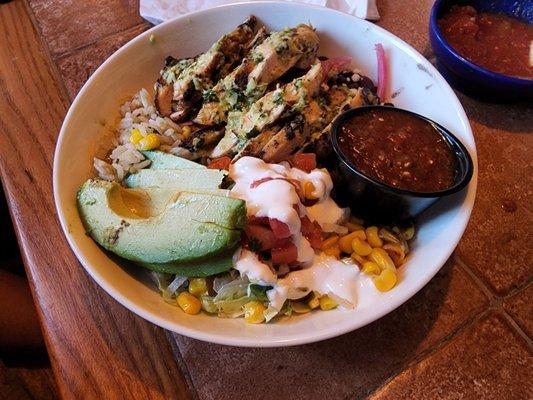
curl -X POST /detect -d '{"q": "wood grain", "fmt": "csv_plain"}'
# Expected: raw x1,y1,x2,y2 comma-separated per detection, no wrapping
0,1,193,399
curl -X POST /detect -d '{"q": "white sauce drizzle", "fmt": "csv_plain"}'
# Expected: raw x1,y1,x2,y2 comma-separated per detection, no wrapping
229,156,374,311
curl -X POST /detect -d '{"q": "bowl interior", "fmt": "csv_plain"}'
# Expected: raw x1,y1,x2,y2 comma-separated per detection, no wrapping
54,1,477,347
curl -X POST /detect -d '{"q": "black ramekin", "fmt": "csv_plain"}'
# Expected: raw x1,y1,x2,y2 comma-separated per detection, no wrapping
329,106,474,223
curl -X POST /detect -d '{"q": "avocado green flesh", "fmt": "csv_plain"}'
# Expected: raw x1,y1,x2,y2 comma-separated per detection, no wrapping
77,179,245,264
142,150,206,170
139,250,235,276
124,169,226,190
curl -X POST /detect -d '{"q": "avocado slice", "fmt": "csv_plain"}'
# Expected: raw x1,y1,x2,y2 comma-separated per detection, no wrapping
124,169,226,190
77,179,245,264
139,250,235,277
142,150,206,170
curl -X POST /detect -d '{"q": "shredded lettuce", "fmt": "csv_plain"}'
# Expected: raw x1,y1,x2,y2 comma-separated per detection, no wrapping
151,272,187,304
248,284,273,301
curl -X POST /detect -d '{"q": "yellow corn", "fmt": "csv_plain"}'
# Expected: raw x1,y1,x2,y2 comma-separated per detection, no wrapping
308,292,320,309
366,226,383,247
378,228,400,243
351,237,373,256
323,244,341,258
346,222,364,232
362,261,381,275
369,248,396,271
303,181,318,199
137,133,161,150
244,301,266,324
321,235,339,250
177,292,202,315
339,230,366,253
188,278,208,297
383,243,405,266
181,125,192,139
130,128,143,145
373,269,397,292
351,253,367,265
319,295,338,311
292,301,311,314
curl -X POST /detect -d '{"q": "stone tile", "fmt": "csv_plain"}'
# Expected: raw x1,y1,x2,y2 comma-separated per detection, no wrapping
56,24,150,98
369,313,533,400
456,95,533,295
504,284,533,339
377,0,434,56
173,260,488,400
28,0,144,56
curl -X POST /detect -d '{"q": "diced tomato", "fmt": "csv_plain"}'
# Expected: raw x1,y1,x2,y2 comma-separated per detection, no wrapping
300,216,323,249
271,242,298,265
207,156,231,170
245,224,278,251
290,153,317,173
269,218,292,239
250,177,273,188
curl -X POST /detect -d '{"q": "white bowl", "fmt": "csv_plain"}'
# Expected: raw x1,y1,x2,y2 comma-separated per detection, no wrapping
53,1,477,347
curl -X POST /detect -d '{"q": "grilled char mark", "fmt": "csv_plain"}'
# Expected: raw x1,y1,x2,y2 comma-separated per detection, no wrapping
260,115,308,163
155,57,196,117
169,16,259,122
232,125,282,161
231,62,323,140
182,126,225,152
194,24,319,126
154,83,174,117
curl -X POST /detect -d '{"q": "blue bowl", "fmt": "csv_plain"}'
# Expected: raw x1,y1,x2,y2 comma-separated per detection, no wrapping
429,0,533,102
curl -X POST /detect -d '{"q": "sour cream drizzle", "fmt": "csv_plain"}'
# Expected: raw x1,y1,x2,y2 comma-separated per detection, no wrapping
229,156,369,310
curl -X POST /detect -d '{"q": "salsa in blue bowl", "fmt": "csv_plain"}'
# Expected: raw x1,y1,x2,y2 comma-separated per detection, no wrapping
429,0,533,101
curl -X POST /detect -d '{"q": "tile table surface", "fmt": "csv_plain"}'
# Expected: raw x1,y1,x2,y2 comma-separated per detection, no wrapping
0,0,530,398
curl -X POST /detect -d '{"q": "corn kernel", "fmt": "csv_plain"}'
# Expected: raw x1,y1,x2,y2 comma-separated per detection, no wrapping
323,244,341,258
137,133,161,150
339,230,366,253
378,228,400,243
369,248,396,271
181,125,192,139
303,181,318,199
383,243,405,266
366,226,383,247
177,292,202,315
346,222,364,232
351,237,373,256
292,301,311,314
130,128,143,145
321,235,339,250
319,295,338,310
244,301,266,324
188,278,208,297
362,261,380,275
308,292,320,309
351,253,367,265
373,269,397,292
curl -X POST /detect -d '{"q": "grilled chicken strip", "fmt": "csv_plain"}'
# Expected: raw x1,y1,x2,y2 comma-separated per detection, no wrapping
256,115,308,163
210,62,323,158
194,24,319,126
156,16,259,121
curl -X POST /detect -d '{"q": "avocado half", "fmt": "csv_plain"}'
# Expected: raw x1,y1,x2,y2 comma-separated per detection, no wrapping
77,179,245,267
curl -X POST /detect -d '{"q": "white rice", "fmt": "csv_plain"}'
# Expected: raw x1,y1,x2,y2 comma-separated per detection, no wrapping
94,88,189,182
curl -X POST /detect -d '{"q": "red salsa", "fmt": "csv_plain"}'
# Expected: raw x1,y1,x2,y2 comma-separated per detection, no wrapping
438,6,533,79
337,108,456,192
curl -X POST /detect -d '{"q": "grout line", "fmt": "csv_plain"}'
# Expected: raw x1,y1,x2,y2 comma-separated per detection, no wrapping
499,309,532,348
454,255,496,300
358,307,491,400
165,331,201,400
53,22,151,61
501,277,533,300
